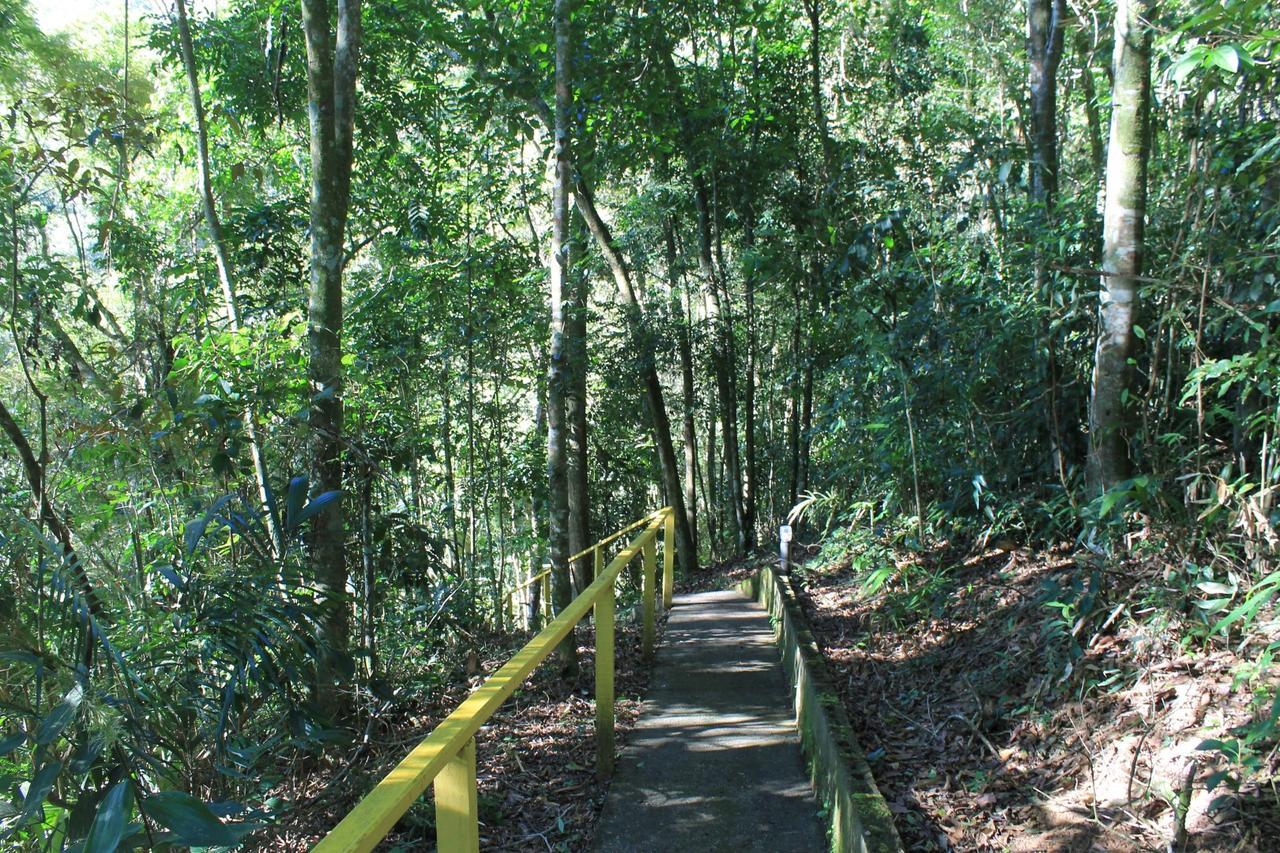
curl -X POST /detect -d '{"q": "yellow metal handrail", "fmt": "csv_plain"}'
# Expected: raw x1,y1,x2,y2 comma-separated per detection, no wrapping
504,507,672,623
568,508,667,564
314,507,677,853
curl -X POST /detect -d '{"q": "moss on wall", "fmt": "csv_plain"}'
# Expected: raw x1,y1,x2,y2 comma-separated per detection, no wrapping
740,569,902,853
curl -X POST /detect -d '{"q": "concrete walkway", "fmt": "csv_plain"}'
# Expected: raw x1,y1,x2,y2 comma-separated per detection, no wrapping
593,590,826,852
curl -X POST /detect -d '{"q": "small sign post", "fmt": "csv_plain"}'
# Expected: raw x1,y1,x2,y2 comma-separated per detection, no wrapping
779,524,792,575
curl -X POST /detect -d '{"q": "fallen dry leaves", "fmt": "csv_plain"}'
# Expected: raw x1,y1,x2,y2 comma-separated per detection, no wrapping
246,615,663,852
788,541,1279,852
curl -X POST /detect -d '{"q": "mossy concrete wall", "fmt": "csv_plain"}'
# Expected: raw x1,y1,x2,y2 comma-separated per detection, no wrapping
740,568,902,853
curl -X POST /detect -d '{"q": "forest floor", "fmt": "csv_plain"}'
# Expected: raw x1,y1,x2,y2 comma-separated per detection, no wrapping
249,607,664,852
788,536,1280,852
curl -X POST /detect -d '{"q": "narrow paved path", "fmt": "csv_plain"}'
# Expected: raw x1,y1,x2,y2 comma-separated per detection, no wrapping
593,590,826,852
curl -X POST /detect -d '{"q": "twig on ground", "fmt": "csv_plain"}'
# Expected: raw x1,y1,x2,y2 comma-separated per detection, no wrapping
947,713,1003,765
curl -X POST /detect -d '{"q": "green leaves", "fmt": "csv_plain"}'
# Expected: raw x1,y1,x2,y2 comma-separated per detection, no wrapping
37,682,85,745
1169,42,1253,85
141,792,254,847
184,494,235,555
15,761,61,828
283,475,345,532
82,782,131,853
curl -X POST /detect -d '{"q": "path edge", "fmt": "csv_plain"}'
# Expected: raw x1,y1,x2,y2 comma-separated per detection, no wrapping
740,567,903,853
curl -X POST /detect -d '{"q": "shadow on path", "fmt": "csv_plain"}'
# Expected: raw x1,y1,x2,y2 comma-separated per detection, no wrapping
592,590,826,852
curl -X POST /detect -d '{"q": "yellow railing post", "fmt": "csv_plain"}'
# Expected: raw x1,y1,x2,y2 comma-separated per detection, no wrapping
313,510,670,853
594,583,615,777
642,536,656,659
434,736,479,853
662,508,674,610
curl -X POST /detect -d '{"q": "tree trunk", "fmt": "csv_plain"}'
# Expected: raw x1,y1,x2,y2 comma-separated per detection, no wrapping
1026,0,1069,484
1076,28,1105,193
174,0,284,559
804,0,836,172
527,378,547,629
705,395,718,558
787,272,804,510
567,217,592,596
664,217,699,558
692,177,748,555
359,462,377,679
441,355,460,571
799,355,814,498
1088,0,1152,493
300,0,361,718
522,92,696,575
0,396,101,668
741,208,759,547
1027,0,1066,205
646,29,746,557
546,0,577,674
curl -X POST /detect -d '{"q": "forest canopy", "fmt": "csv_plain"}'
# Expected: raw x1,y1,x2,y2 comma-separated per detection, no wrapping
0,0,1277,848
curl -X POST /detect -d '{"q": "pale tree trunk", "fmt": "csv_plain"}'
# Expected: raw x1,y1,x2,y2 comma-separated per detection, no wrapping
741,207,759,545
1088,0,1152,493
797,0,827,510
524,96,697,577
546,0,577,674
174,0,284,558
648,31,748,555
479,21,695,573
705,403,718,556
301,0,361,717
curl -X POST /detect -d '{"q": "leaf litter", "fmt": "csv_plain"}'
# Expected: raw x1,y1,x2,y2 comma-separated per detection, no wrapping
789,539,1279,851
246,614,665,851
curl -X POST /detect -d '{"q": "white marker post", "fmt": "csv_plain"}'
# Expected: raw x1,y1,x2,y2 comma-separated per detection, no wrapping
779,524,792,575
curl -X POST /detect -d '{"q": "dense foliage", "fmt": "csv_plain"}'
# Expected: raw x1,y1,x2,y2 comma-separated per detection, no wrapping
0,0,1276,847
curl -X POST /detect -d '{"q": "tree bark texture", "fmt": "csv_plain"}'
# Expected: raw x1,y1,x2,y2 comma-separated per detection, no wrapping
1027,0,1066,205
1026,0,1070,484
566,217,592,596
546,0,577,673
664,217,699,558
301,0,361,716
526,95,698,577
1088,0,1152,493
692,177,748,555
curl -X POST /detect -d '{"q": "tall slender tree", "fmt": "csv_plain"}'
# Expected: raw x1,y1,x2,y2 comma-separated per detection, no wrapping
1027,0,1066,205
1026,0,1069,483
174,0,285,558
520,91,699,576
546,0,578,673
1088,0,1153,492
566,214,592,595
301,0,362,715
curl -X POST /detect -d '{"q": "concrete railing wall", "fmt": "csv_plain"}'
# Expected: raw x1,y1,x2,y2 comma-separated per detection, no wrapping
740,567,903,853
